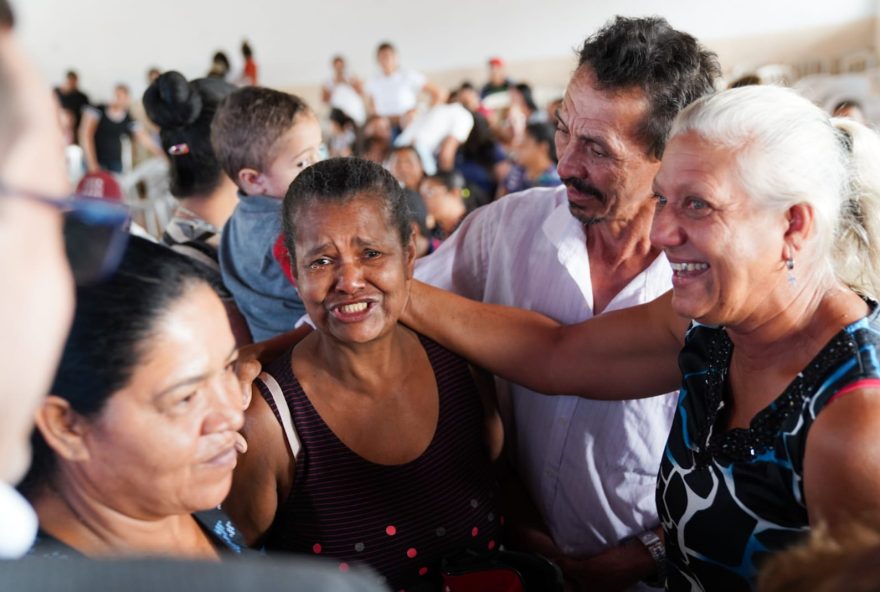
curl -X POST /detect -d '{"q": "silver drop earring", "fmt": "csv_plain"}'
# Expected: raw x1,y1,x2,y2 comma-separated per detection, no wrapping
786,256,796,287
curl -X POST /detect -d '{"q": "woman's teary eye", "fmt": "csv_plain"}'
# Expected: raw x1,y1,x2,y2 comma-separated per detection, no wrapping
309,257,331,269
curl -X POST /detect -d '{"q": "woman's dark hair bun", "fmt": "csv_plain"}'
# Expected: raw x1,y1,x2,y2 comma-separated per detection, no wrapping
143,70,203,130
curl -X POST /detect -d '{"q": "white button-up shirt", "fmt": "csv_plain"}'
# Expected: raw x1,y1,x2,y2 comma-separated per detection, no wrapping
415,185,677,557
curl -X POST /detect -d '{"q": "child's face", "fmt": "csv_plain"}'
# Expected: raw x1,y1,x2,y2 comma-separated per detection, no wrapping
260,115,323,198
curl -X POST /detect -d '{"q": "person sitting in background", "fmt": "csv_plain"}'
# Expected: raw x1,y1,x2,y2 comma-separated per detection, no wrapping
359,135,390,165
239,40,258,86
322,55,365,127
420,171,469,246
143,71,238,268
498,122,561,197
207,51,231,80
358,115,392,163
388,145,424,193
457,81,492,121
403,85,880,591
494,82,543,149
225,157,502,590
19,237,249,559
481,57,512,99
79,84,163,173
327,108,358,158
54,70,89,146
393,99,473,175
364,42,444,132
453,93,506,199
212,87,322,342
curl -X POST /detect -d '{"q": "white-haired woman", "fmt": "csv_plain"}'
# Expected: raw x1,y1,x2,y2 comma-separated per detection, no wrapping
401,85,880,590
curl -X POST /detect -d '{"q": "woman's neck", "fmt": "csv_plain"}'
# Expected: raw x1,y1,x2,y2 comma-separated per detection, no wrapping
309,325,418,396
177,177,239,230
726,277,868,375
32,477,217,561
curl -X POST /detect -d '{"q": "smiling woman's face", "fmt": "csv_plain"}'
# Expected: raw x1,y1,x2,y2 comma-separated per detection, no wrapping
74,283,244,519
293,194,414,346
650,132,790,327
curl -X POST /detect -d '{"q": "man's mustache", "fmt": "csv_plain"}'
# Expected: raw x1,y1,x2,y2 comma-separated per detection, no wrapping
562,177,604,202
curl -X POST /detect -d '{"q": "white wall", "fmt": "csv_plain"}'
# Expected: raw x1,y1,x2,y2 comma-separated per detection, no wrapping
13,0,878,103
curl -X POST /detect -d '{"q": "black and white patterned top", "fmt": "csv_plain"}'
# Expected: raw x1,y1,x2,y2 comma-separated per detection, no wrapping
658,304,880,591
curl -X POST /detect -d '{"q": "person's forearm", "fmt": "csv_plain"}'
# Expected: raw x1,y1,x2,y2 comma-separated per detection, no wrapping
402,281,683,399
403,280,567,393
80,134,98,171
557,532,661,592
437,136,458,172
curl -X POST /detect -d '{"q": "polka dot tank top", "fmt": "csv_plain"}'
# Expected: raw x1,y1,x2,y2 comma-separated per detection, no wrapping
257,334,501,591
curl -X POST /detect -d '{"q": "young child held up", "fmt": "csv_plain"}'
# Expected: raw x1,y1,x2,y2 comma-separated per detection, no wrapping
212,87,323,341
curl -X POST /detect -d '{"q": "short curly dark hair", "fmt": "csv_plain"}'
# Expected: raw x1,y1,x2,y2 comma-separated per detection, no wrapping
578,16,720,159
282,157,412,265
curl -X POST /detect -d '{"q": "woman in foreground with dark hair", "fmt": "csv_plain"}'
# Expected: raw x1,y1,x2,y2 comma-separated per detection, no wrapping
20,237,249,559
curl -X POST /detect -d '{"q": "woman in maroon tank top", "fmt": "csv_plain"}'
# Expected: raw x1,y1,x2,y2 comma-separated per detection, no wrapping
225,158,502,591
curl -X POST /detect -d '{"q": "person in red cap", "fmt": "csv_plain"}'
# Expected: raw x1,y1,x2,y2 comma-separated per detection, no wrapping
481,56,513,99
75,169,123,201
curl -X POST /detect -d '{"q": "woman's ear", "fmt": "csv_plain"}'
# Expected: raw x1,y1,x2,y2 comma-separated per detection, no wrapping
404,235,417,279
783,202,814,257
33,396,91,463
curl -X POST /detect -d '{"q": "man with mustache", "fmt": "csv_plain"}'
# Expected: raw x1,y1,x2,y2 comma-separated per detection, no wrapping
415,16,719,590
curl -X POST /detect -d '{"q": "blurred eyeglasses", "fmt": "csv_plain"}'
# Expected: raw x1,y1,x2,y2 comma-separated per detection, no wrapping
0,180,131,285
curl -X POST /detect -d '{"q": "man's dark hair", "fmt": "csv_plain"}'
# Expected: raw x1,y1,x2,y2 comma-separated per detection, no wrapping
282,157,411,265
377,41,395,54
577,16,720,159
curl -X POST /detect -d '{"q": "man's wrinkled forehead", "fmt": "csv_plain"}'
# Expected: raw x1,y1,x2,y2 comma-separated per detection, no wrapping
559,66,652,154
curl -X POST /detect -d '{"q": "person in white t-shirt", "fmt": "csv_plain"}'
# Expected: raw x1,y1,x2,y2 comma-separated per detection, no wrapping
363,42,444,130
394,101,474,175
321,55,365,126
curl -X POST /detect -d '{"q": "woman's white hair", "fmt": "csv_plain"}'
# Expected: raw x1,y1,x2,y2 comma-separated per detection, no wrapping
670,85,880,300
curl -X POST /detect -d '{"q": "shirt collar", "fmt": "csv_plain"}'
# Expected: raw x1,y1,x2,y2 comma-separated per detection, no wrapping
0,481,38,558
